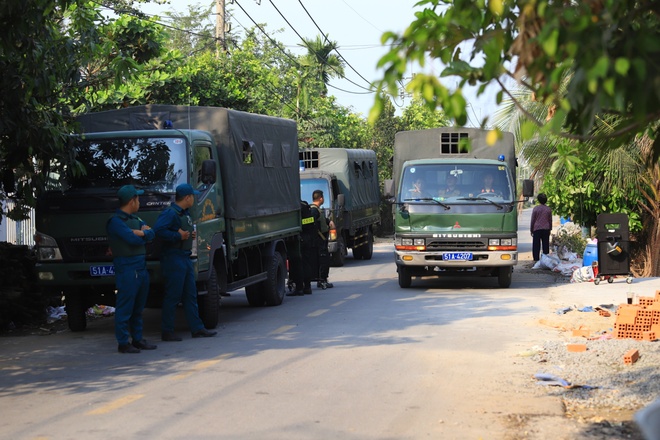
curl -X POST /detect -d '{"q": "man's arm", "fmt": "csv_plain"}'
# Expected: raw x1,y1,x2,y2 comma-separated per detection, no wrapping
153,210,183,242
107,217,149,245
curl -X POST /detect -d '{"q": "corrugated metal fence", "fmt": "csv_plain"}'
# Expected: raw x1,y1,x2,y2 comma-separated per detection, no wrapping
3,200,35,246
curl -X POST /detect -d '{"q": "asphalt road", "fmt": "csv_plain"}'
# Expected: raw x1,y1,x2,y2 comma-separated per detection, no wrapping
0,209,646,439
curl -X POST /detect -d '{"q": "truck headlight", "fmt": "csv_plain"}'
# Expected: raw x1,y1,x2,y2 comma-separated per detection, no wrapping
489,239,500,246
34,231,63,262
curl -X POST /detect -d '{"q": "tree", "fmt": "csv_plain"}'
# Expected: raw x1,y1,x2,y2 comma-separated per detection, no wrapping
494,85,660,275
400,96,450,131
373,0,660,155
374,0,660,275
0,0,170,222
160,2,216,56
299,35,345,97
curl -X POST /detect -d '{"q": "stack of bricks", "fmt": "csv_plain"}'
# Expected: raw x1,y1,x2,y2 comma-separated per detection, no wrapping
614,290,660,341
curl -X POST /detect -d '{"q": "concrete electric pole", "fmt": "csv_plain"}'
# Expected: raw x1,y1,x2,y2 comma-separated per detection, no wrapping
215,0,226,55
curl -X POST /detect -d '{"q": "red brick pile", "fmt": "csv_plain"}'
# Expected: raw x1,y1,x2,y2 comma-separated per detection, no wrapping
614,290,660,342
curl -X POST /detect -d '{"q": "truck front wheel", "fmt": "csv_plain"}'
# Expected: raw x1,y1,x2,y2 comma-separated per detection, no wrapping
398,266,412,288
498,267,512,288
330,237,346,267
199,266,221,329
65,291,87,332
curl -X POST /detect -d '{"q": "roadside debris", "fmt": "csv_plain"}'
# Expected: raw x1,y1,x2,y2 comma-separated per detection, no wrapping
86,304,115,317
534,373,596,389
46,306,67,323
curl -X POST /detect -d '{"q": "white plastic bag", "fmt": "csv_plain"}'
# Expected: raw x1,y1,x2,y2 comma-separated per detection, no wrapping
570,265,594,283
539,253,560,270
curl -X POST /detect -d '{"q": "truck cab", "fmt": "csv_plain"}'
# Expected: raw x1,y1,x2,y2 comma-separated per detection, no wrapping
387,128,533,288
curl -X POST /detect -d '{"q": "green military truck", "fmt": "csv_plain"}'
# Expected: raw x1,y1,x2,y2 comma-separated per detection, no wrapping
299,148,380,266
35,105,301,331
384,128,533,288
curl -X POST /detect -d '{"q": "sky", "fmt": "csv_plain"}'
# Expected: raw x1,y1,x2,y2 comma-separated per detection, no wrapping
140,0,499,123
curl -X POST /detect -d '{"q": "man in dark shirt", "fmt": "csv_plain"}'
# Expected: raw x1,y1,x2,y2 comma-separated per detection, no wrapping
154,183,217,341
106,185,157,353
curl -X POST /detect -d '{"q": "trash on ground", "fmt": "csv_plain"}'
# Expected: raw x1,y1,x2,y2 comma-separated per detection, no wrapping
533,253,561,270
571,265,595,283
46,306,67,323
556,306,573,315
86,304,115,317
534,373,596,389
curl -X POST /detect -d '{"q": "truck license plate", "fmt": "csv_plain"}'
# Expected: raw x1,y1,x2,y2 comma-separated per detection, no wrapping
90,265,115,276
443,252,473,261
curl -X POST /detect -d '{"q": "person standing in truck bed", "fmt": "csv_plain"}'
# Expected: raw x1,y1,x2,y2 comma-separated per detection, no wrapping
154,183,217,341
106,185,157,354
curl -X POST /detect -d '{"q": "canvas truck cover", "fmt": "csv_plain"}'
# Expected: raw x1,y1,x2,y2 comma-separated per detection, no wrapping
76,105,300,220
301,148,379,211
393,128,516,188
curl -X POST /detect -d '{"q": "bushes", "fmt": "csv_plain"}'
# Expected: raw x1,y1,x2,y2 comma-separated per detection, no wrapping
552,223,587,257
0,243,45,331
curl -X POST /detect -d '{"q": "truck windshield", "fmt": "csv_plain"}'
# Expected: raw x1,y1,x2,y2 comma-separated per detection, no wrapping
400,164,514,203
300,178,331,208
53,137,187,192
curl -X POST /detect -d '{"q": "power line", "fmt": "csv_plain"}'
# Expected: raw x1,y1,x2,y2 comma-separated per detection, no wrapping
264,0,374,94
295,0,374,88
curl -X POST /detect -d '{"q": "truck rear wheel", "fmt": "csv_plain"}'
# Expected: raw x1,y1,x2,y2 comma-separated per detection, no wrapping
245,285,266,307
361,229,374,260
199,266,221,329
65,291,87,332
498,267,512,288
263,252,286,306
398,266,412,288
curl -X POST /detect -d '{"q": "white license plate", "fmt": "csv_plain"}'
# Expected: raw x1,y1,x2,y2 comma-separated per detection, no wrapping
90,265,115,276
443,252,473,261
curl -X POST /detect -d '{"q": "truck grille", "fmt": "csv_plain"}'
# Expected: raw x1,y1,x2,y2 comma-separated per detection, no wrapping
425,240,487,251
62,242,112,261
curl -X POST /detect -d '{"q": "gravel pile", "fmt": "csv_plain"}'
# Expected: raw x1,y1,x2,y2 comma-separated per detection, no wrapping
529,338,660,413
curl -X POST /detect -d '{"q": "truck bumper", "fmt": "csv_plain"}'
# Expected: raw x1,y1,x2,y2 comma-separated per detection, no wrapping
394,250,517,268
35,261,164,295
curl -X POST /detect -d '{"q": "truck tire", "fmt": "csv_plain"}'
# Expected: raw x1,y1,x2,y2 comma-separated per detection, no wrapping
498,267,512,288
199,266,221,329
361,229,374,260
65,291,87,332
330,237,346,267
398,266,412,288
245,284,266,307
263,252,286,306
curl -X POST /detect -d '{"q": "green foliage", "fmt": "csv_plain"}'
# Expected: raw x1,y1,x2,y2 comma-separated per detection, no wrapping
552,223,587,256
399,95,450,130
372,0,660,157
541,167,642,233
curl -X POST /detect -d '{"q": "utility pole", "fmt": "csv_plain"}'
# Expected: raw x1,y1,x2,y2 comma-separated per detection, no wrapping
215,0,226,56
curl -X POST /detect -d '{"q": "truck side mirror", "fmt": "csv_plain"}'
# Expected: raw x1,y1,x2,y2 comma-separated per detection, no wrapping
522,179,534,198
201,159,217,184
336,193,345,208
383,179,394,198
